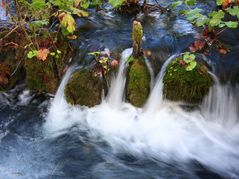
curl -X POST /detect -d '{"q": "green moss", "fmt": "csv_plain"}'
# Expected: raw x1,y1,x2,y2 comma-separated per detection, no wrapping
126,57,151,107
64,70,102,107
24,58,58,93
163,58,213,104
132,21,143,44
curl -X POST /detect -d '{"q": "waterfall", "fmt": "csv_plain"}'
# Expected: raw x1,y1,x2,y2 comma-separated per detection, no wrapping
143,54,178,113
45,50,239,177
107,48,133,108
202,81,239,127
44,66,80,134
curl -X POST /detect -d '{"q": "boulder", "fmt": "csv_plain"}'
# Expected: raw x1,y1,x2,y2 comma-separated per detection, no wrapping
64,70,102,107
163,57,213,104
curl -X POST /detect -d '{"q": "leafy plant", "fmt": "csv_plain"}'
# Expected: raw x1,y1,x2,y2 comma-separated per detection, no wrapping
172,0,239,54
178,52,197,71
89,50,111,75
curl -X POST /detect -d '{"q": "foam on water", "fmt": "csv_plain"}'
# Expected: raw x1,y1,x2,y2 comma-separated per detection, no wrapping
45,50,239,177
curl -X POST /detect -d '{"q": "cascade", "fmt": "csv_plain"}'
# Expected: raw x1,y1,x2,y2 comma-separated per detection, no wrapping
45,51,239,177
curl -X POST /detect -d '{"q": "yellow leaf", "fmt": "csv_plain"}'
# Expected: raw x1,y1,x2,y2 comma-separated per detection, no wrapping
60,13,76,33
67,34,77,39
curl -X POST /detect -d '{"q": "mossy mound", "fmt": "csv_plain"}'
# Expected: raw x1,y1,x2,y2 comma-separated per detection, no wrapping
24,59,59,93
126,57,151,107
24,33,74,94
64,70,102,107
163,58,213,104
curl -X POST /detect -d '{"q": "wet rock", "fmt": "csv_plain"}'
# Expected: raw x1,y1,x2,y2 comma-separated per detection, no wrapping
163,57,213,104
64,70,102,107
126,57,151,107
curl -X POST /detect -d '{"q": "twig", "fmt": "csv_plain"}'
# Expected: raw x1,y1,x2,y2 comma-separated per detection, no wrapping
0,25,19,40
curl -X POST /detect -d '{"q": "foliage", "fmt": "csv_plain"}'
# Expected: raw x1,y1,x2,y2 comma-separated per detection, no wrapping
181,52,197,71
109,0,125,8
172,0,239,29
27,49,61,61
89,49,111,75
172,0,239,54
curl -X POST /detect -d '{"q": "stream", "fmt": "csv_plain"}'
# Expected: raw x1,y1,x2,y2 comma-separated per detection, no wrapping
1,0,239,178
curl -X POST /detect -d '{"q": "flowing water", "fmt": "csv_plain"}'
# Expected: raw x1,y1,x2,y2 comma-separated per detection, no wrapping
1,1,239,178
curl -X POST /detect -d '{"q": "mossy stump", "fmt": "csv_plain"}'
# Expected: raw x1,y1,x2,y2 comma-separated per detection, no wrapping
163,58,213,104
64,70,102,107
126,57,151,107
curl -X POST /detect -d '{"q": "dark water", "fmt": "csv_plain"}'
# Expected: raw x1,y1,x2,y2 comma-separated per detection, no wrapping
1,1,239,178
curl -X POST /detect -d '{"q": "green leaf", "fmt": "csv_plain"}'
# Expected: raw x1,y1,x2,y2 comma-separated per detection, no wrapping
29,20,49,31
224,21,238,28
71,7,89,17
27,50,38,59
81,1,90,9
183,52,196,63
31,0,46,9
216,0,223,6
185,8,202,22
195,15,209,27
209,10,225,27
186,61,197,71
50,52,56,56
226,6,239,18
109,0,125,8
89,51,101,57
61,13,76,34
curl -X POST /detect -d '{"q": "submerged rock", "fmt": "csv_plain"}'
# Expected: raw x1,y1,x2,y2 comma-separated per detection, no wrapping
64,70,102,107
126,57,151,107
163,57,213,104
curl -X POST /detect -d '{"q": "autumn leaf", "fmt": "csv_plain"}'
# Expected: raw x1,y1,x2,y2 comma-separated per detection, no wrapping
222,0,231,8
36,48,50,61
59,12,76,34
67,34,77,39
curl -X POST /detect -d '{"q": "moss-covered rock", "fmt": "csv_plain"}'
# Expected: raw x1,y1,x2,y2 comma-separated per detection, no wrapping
126,57,151,107
163,57,213,104
64,70,102,107
24,32,74,94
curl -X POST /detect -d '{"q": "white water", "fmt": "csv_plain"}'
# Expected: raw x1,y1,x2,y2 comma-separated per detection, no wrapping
107,48,132,108
45,51,239,177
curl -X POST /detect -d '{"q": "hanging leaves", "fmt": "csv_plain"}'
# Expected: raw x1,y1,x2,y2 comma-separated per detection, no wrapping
59,12,76,35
